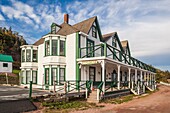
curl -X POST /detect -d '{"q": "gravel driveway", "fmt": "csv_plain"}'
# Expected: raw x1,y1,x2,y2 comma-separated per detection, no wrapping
72,84,170,113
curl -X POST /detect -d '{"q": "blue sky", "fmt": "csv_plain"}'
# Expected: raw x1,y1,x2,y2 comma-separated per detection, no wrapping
0,0,170,71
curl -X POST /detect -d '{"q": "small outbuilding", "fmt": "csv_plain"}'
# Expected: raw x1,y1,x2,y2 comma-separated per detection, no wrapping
0,54,13,73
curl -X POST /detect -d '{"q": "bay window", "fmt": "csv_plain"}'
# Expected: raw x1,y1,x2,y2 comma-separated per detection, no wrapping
26,49,31,62
59,40,65,56
32,71,37,84
52,40,58,56
33,50,37,62
59,68,65,82
45,41,50,56
22,49,25,62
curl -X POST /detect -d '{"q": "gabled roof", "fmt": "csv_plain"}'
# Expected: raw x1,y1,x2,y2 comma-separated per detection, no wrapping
34,38,44,46
56,23,79,36
0,54,13,62
33,23,79,46
102,32,116,42
73,16,96,34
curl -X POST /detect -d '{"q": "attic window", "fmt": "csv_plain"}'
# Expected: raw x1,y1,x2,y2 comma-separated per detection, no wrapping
112,38,117,47
92,25,97,38
51,25,56,34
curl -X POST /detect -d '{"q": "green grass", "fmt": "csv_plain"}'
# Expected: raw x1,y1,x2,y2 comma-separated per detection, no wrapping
12,69,20,75
103,94,134,104
42,101,104,113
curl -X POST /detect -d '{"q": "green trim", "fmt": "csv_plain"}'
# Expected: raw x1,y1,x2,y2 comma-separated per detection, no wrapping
76,32,80,87
104,43,107,57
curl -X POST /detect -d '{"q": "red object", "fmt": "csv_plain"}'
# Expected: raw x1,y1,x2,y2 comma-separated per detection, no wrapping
64,14,69,24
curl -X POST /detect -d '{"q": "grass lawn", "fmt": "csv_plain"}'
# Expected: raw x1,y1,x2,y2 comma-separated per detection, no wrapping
12,69,20,75
42,101,104,113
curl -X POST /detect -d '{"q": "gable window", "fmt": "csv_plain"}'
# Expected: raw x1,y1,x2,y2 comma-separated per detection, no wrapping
26,49,31,62
3,63,8,67
22,50,25,62
92,25,97,38
33,50,37,62
112,38,117,47
52,40,58,56
45,40,50,56
59,40,65,56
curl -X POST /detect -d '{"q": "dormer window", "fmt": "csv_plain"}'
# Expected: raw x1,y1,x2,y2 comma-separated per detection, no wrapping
51,25,56,34
51,23,61,34
92,25,97,38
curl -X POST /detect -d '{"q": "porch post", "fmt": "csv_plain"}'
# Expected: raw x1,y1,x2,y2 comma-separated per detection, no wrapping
128,68,131,88
135,69,137,84
102,60,105,93
117,65,121,90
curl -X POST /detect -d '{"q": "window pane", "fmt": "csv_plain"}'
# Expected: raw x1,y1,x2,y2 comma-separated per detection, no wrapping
45,41,50,56
45,69,49,84
26,49,31,62
52,68,57,85
32,71,37,84
52,40,57,55
59,68,65,82
60,40,65,56
22,50,25,62
92,26,96,38
26,71,31,84
33,50,37,62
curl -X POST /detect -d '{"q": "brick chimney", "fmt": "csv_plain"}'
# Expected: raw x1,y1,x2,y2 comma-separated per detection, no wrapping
64,14,69,24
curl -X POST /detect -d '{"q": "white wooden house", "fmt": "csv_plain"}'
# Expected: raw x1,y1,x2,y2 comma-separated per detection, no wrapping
0,54,13,73
20,14,156,101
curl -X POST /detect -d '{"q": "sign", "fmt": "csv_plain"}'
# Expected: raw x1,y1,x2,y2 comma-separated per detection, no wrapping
81,61,98,65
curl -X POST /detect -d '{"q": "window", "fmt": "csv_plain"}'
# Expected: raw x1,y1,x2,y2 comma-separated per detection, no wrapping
51,68,57,85
51,25,56,34
3,63,8,67
87,39,94,57
33,50,37,62
45,41,50,56
59,68,65,82
59,40,65,56
22,50,25,62
52,40,58,56
45,68,49,84
112,38,117,47
26,71,31,84
32,71,37,84
26,49,31,62
92,25,97,38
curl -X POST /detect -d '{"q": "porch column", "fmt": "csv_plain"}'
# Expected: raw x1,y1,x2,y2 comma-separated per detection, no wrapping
135,69,137,84
117,65,121,90
102,60,105,93
128,68,131,88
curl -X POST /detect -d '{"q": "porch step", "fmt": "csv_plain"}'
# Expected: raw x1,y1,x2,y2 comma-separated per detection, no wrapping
87,90,98,103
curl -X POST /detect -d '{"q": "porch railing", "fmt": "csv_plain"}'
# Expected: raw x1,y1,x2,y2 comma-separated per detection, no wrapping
79,43,156,73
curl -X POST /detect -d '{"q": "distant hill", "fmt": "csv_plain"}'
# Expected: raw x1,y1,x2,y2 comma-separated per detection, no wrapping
0,27,27,69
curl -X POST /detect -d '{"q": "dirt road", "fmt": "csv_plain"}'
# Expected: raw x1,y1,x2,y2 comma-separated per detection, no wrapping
73,84,170,113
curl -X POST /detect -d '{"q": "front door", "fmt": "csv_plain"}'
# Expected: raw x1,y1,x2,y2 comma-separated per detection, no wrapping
89,67,95,81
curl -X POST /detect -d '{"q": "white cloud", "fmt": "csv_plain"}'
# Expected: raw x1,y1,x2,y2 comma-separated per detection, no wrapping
0,13,5,20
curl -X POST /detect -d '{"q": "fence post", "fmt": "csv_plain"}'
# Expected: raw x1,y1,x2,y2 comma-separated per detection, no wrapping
29,81,33,99
97,89,100,101
53,81,56,93
6,73,8,85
